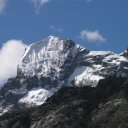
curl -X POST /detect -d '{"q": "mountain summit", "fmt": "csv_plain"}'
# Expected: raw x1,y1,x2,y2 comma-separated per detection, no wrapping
17,36,89,87
0,36,128,115
18,36,128,87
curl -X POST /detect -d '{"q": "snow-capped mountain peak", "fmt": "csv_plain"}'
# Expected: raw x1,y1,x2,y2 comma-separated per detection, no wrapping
17,36,89,84
0,36,128,115
17,36,128,88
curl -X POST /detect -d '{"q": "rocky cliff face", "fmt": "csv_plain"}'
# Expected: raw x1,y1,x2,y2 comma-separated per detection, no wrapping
0,36,128,115
0,77,128,128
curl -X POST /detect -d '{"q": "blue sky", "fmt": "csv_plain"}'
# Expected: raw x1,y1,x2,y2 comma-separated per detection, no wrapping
0,0,128,52
0,0,128,83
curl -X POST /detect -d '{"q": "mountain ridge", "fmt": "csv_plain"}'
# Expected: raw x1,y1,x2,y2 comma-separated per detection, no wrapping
0,76,128,128
0,36,128,115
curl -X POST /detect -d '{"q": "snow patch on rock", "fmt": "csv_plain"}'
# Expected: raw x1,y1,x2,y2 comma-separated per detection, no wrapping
18,87,53,108
0,104,14,116
68,66,104,87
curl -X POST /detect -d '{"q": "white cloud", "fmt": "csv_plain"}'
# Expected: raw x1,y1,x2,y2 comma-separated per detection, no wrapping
0,0,7,15
0,40,27,84
31,0,50,13
49,25,63,33
80,30,106,43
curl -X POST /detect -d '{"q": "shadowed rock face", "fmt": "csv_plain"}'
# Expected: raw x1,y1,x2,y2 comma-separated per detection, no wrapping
122,49,128,58
0,77,128,128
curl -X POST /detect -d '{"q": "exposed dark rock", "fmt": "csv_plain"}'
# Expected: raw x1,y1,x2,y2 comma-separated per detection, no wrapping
0,77,128,128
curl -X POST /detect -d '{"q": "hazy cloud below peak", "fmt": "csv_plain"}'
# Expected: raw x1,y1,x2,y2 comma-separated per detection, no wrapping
0,0,7,15
0,40,27,84
80,30,106,43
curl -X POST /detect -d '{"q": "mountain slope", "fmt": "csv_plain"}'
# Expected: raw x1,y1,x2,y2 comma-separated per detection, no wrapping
0,36,128,115
18,36,128,88
18,36,89,84
0,77,128,128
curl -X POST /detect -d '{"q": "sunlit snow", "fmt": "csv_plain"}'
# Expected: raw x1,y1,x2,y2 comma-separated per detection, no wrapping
19,87,53,108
